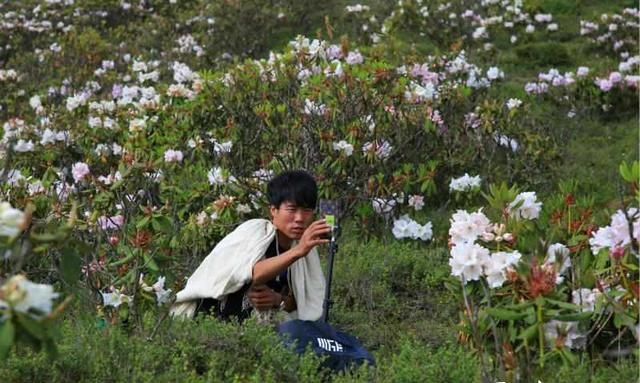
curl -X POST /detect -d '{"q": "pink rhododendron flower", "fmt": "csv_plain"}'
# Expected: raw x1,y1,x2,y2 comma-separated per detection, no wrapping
71,162,90,183
164,149,183,163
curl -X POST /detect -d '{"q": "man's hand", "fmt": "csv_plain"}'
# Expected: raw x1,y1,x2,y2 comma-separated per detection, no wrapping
248,285,281,310
294,219,331,256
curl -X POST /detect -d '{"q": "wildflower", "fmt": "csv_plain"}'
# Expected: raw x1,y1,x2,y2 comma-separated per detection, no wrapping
333,140,354,156
449,242,491,282
0,202,26,238
97,215,124,231
129,117,147,133
345,51,364,65
484,251,522,288
13,139,35,152
208,167,235,185
449,173,481,192
506,98,523,109
164,149,184,163
449,209,491,245
572,288,600,312
486,67,504,80
1,275,59,317
71,162,90,183
362,140,392,160
544,320,586,350
576,66,589,77
101,289,131,308
508,192,542,220
544,243,572,284
372,197,395,216
408,195,425,211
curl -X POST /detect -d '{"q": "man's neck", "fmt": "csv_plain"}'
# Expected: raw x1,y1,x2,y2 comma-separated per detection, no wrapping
276,230,292,250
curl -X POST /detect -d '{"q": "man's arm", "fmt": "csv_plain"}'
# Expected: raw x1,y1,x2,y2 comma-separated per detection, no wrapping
251,246,304,286
252,219,330,285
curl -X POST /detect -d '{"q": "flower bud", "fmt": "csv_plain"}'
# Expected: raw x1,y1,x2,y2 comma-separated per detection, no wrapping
481,232,495,242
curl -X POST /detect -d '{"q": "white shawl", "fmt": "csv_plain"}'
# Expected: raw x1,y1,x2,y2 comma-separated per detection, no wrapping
170,219,325,321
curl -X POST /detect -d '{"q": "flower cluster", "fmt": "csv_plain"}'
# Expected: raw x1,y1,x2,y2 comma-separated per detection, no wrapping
507,192,542,220
449,173,481,192
392,215,433,241
0,202,26,239
0,275,60,318
589,208,640,257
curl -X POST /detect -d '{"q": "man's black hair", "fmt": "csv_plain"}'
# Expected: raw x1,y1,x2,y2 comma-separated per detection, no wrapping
267,170,318,209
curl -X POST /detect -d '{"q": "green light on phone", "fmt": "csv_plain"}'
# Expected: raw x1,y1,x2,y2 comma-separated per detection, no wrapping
324,214,335,227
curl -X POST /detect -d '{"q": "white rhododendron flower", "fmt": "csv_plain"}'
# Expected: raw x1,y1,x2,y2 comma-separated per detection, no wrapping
2,275,59,317
13,139,35,152
151,276,172,306
362,140,392,160
101,290,131,308
486,66,504,80
449,242,491,282
345,51,364,65
303,98,327,115
207,166,236,185
571,288,601,312
494,133,519,152
392,215,433,241
408,195,425,211
372,197,395,216
449,173,481,192
508,192,542,220
236,203,252,214
212,140,233,154
449,209,492,245
484,251,521,288
589,208,640,255
506,98,523,109
129,117,147,133
405,81,437,102
71,162,90,183
0,202,26,238
333,140,354,156
544,320,587,350
544,243,572,284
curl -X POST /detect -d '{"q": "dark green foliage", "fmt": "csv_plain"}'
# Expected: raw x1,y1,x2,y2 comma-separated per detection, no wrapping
514,42,573,68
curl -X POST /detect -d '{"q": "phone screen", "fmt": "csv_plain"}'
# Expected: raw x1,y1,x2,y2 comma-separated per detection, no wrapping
318,199,339,239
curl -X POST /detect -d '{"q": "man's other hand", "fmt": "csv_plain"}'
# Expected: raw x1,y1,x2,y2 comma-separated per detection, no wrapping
248,285,281,310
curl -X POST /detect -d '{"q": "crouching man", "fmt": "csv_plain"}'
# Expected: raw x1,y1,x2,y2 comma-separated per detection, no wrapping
170,170,331,323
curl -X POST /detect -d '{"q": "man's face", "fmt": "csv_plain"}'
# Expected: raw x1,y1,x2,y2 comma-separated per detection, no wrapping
270,201,315,240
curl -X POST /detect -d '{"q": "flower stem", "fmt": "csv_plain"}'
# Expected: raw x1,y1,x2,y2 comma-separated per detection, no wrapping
537,300,545,368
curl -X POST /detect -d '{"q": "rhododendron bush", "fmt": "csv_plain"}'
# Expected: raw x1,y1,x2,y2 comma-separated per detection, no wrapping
446,163,639,376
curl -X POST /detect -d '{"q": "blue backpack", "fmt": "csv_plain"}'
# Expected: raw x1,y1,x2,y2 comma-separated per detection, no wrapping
277,319,375,372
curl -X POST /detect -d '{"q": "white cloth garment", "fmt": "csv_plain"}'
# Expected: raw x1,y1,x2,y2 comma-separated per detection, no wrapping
170,219,325,321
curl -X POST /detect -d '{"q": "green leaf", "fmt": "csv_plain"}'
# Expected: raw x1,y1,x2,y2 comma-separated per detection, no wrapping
60,247,82,286
559,347,578,366
151,216,173,234
15,314,46,340
0,320,16,359
545,298,583,311
143,253,159,272
485,307,528,321
553,311,593,321
136,216,151,229
517,322,538,341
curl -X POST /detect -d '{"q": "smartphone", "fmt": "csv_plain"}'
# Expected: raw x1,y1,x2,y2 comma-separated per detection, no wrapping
318,199,339,240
